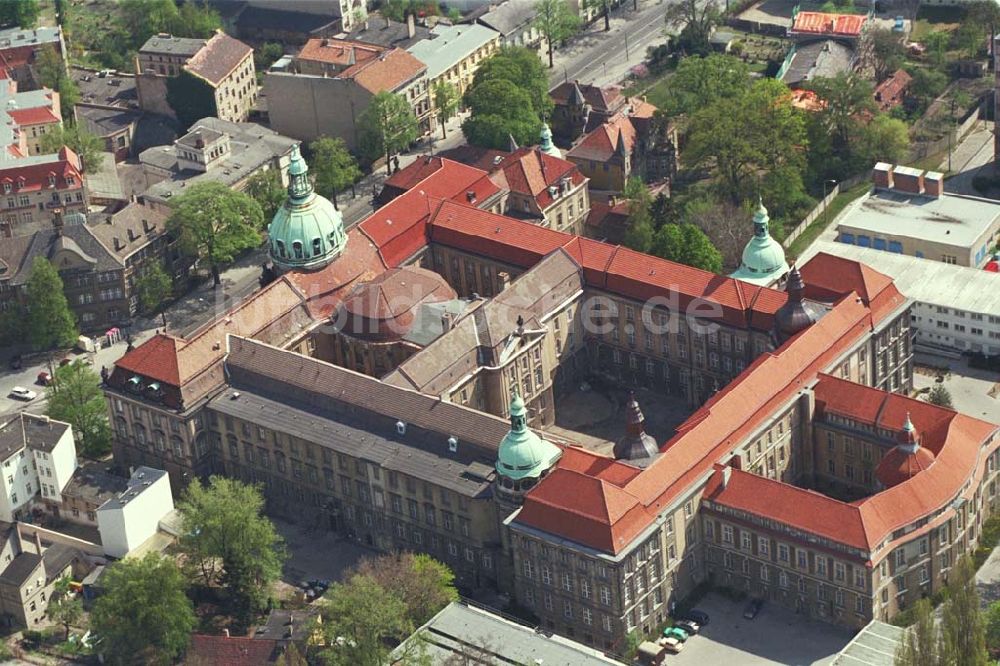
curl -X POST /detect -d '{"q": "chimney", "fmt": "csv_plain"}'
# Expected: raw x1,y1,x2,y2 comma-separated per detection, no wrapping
465,190,475,203
113,237,122,251
33,530,42,555
923,170,944,198
223,628,230,638
721,466,732,489
441,312,454,332
406,13,416,39
385,14,391,29
498,271,510,291
608,194,617,207
892,166,924,195
363,19,369,31
872,162,893,190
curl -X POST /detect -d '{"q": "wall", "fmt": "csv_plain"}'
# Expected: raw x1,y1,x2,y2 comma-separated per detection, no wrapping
782,173,867,249
135,73,176,119
97,471,173,558
264,72,372,150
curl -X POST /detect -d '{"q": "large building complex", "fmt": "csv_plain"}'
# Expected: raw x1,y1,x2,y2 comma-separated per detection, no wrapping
103,154,1000,659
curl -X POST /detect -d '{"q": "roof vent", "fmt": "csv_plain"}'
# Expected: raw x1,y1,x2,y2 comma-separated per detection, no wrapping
448,436,458,452
231,391,241,400
396,421,406,435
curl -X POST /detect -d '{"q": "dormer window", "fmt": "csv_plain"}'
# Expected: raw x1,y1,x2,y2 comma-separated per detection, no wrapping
147,382,161,396
2,183,9,194
127,376,142,392
275,240,286,258
292,241,303,259
65,176,74,186
312,238,322,256
47,176,55,187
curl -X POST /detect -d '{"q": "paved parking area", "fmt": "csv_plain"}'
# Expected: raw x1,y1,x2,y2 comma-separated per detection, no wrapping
669,593,855,666
273,516,373,587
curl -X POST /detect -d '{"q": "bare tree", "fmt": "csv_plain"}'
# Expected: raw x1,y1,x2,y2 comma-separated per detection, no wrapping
684,197,751,272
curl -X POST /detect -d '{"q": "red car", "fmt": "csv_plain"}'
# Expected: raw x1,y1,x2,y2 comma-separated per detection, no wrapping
37,372,51,386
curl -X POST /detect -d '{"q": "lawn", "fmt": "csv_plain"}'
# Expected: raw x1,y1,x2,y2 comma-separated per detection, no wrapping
786,182,870,259
911,6,965,42
625,71,674,111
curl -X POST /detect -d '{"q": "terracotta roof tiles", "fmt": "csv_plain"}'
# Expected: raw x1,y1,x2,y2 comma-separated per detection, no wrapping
184,32,252,87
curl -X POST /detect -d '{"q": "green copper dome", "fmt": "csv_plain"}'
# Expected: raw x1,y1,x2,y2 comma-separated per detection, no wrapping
496,389,561,481
538,123,561,159
729,199,789,287
267,145,346,273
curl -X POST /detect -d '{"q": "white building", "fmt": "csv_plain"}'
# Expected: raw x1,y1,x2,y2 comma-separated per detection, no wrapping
96,466,173,558
802,240,1000,357
0,414,77,522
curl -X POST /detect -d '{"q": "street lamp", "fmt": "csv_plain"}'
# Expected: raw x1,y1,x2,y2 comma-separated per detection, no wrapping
822,179,838,226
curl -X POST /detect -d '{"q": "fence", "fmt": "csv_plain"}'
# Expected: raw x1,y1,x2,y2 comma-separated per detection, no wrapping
782,173,867,249
908,103,983,163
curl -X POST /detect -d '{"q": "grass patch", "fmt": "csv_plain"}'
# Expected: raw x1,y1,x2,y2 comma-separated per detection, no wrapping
624,72,674,111
912,6,965,41
786,182,870,259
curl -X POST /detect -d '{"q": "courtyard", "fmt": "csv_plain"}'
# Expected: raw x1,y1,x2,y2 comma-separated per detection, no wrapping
669,592,855,666
273,515,373,589
913,353,1000,426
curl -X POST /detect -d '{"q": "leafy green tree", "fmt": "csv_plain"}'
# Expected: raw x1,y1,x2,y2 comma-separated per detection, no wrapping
255,41,284,72
927,384,953,408
661,54,751,117
908,67,948,105
985,600,1000,655
25,258,77,351
940,555,989,666
894,598,937,666
166,69,218,132
318,575,412,666
532,0,581,68
35,45,78,122
806,74,875,151
353,553,459,627
471,47,552,120
173,0,221,38
0,0,39,29
310,136,362,208
48,576,83,641
432,81,461,140
135,261,173,326
652,222,723,273
462,79,541,149
358,91,419,174
622,177,655,253
91,553,196,665
119,0,179,50
39,124,103,174
665,0,720,56
244,169,286,220
178,477,286,625
46,361,111,457
871,28,906,82
924,30,950,68
686,78,807,204
168,182,264,286
861,114,910,166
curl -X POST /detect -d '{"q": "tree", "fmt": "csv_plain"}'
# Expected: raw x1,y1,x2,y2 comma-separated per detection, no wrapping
870,28,906,82
532,0,581,68
939,556,989,666
255,42,284,72
622,177,655,253
471,47,552,120
986,601,1000,656
432,81,460,140
173,0,222,38
46,361,111,457
462,79,542,149
318,575,412,666
968,1,1000,61
35,45,78,122
683,195,750,270
310,136,362,208
358,91,419,174
39,124,103,174
894,598,937,666
48,576,83,641
166,69,218,132
178,477,286,625
244,169,286,220
119,0,179,50
927,384,953,408
861,114,910,166
661,54,751,117
806,74,875,151
923,30,950,68
90,553,196,665
908,67,948,105
135,261,173,326
686,78,807,203
25,258,77,351
0,0,39,29
664,0,720,56
352,553,459,627
652,222,723,273
167,182,264,286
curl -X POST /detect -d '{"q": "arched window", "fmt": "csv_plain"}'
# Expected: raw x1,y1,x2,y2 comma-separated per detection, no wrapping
312,237,322,256
134,424,147,447
292,241,303,259
276,240,286,258
115,417,128,437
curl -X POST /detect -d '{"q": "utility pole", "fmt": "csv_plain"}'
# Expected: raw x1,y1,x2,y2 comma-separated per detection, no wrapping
823,179,837,226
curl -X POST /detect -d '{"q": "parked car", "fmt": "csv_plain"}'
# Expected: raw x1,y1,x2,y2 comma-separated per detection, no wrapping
662,626,689,643
743,598,764,620
659,635,684,654
684,609,710,626
675,619,700,635
37,371,51,386
9,387,37,401
637,640,666,665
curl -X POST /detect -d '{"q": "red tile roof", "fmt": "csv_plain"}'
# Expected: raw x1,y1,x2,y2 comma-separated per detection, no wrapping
792,11,867,37
348,48,426,94
874,69,912,112
297,38,384,67
799,252,905,324
184,32,252,87
567,113,637,163
495,148,585,209
0,147,83,193
876,444,935,488
186,634,279,664
114,334,182,386
7,106,59,126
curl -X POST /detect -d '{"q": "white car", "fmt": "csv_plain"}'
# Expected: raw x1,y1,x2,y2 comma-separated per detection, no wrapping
659,636,683,654
9,387,37,401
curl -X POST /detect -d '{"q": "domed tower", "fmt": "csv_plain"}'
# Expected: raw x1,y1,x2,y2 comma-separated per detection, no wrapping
267,145,347,273
613,392,659,467
775,264,825,341
494,388,562,509
538,123,562,159
876,413,936,489
729,199,790,287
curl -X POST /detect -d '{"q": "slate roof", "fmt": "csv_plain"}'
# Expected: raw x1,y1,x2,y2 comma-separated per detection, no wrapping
185,32,253,87
86,199,170,262
476,0,538,36
344,14,434,49
61,464,129,505
0,214,123,287
235,5,340,36
550,81,625,114
70,66,138,109
0,553,41,587
406,23,499,81
76,104,138,136
139,35,205,57
0,413,70,462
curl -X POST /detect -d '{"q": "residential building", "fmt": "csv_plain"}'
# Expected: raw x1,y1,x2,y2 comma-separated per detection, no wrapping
493,147,590,233
221,2,343,46
264,40,429,146
802,240,1000,356
550,81,628,146
345,13,434,49
789,10,867,42
56,463,130,528
139,117,297,205
405,23,501,98
472,0,545,51
0,146,85,236
0,26,65,90
186,634,286,664
0,80,61,158
874,69,912,113
136,32,256,123
836,163,1000,268
0,413,77,523
246,0,366,33
97,467,173,558
778,40,856,88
